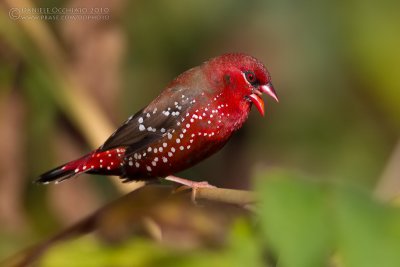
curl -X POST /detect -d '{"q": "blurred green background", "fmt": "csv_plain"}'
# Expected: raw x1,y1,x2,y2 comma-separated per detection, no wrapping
0,0,400,266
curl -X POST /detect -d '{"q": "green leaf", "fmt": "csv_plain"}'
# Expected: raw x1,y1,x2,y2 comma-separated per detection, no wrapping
256,170,332,267
333,185,400,267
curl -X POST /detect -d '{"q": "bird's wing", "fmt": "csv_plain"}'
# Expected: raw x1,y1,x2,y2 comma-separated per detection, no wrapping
98,88,195,156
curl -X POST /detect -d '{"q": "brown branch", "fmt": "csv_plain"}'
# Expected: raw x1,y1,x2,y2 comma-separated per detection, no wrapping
185,186,257,205
2,184,255,267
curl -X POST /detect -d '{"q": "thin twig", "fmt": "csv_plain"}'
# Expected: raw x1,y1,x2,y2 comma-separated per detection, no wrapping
194,187,257,206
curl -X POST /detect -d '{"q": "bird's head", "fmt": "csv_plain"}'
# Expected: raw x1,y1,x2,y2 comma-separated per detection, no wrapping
202,53,278,116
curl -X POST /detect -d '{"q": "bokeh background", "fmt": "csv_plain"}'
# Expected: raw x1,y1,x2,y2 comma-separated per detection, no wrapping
0,0,400,266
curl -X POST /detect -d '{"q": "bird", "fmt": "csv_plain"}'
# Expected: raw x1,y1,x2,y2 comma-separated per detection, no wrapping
36,53,278,194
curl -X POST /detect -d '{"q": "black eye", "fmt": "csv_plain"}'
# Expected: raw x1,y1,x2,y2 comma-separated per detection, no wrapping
245,71,257,85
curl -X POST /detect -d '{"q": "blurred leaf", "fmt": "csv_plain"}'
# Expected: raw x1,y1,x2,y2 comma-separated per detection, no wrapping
333,185,400,267
257,170,332,267
39,219,263,267
256,169,400,267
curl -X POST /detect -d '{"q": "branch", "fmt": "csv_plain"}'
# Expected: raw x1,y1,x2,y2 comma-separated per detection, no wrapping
2,184,255,267
184,186,257,205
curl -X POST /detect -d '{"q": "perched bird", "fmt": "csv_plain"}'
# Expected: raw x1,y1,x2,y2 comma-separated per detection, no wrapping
36,53,278,192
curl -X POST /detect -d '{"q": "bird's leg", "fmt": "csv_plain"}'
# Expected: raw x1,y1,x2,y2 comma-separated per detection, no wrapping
164,175,216,203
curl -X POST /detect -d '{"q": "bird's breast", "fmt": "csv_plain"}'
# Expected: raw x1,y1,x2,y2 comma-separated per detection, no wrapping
123,94,246,179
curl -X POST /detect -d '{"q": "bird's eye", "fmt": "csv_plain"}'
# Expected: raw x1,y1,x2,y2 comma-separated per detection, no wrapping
245,71,257,85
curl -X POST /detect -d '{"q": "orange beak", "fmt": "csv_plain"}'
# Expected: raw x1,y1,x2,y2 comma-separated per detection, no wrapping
249,82,278,116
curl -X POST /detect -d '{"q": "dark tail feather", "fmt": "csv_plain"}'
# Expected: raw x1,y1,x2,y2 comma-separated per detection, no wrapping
35,165,76,184
35,153,94,184
35,148,126,184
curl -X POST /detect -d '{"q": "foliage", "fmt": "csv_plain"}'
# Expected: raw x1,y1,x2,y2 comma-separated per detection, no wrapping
11,170,397,267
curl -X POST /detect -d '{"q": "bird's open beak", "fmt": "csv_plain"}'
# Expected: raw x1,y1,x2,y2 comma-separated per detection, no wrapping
248,82,278,116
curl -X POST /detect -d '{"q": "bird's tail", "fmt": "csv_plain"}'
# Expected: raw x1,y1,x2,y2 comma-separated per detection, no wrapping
35,148,126,184
35,153,93,184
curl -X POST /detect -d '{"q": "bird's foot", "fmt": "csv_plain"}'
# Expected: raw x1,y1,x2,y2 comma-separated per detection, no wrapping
165,175,216,203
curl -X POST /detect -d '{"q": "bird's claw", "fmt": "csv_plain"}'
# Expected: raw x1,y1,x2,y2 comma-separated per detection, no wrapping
165,175,216,204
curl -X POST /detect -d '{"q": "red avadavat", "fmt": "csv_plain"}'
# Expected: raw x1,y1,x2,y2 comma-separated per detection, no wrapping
36,53,278,187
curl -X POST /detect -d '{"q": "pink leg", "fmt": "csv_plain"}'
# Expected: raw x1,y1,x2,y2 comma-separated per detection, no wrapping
165,175,216,203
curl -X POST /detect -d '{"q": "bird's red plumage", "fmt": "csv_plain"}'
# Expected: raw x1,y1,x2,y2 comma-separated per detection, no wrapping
36,53,278,184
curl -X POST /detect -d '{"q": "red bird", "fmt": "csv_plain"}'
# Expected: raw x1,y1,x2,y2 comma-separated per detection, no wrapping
36,53,278,192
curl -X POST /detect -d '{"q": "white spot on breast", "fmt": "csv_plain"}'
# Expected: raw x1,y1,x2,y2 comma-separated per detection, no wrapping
180,146,184,150
171,147,176,152
179,133,184,138
182,129,186,133
146,166,152,172
146,113,151,118
176,138,180,144
163,111,170,116
161,128,166,133
208,121,211,124
186,124,190,128
168,152,173,157
162,157,168,163
159,147,163,152
163,142,167,147
148,147,152,152
138,117,143,123
153,108,157,114
154,148,158,153
135,162,140,168
154,157,159,162
151,161,156,166
139,124,145,131
129,161,133,166
187,145,191,149
168,133,172,139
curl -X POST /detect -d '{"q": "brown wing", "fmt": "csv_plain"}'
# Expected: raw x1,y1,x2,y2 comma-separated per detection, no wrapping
98,87,196,156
